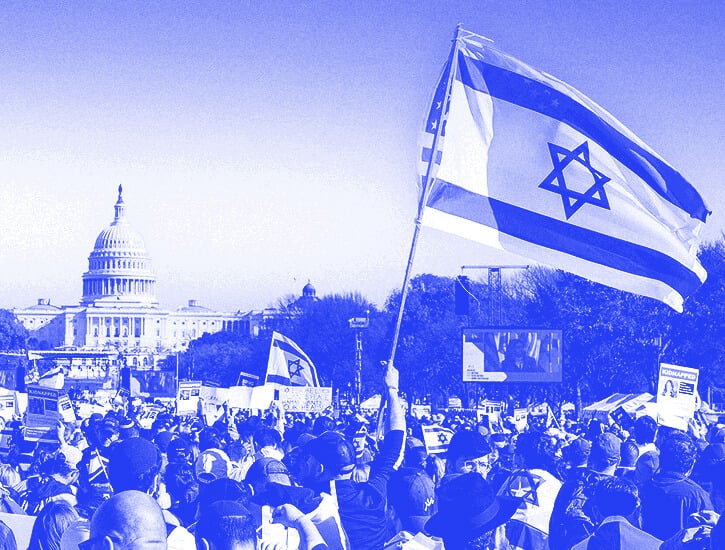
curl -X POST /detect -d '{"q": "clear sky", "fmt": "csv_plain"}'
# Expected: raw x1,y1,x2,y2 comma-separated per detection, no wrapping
1,1,723,312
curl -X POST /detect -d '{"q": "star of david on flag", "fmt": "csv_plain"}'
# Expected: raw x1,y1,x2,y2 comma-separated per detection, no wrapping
418,27,710,311
421,424,455,454
538,141,611,219
264,331,320,387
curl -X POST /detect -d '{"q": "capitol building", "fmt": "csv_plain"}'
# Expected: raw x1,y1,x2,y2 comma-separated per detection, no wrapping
12,186,304,370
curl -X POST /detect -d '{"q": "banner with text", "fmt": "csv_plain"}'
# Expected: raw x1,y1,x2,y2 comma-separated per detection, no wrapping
657,363,699,429
26,386,76,441
278,386,332,413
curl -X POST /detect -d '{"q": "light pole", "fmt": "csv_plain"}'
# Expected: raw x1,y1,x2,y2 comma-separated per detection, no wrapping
349,311,370,408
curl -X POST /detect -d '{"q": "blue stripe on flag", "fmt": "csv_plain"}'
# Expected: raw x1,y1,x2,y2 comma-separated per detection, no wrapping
426,179,703,298
456,52,709,222
266,374,290,385
273,339,306,358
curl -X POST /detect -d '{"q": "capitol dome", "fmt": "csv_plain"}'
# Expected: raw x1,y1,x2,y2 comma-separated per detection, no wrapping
81,185,158,306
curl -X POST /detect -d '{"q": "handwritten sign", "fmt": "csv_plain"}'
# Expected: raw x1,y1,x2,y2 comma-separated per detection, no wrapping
278,387,332,413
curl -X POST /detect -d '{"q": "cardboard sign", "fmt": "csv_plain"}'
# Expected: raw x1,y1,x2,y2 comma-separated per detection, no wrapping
226,386,254,409
277,386,332,413
25,386,76,442
657,363,699,429
200,385,229,407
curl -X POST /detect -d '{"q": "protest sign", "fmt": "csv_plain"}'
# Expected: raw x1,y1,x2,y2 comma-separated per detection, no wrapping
250,385,275,410
0,388,15,421
25,386,76,442
137,404,164,430
410,404,432,419
277,386,332,413
200,384,229,407
176,380,202,415
513,408,529,431
227,386,254,409
657,363,699,429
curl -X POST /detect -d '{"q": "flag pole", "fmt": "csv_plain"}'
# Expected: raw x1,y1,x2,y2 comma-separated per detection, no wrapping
387,25,463,367
375,26,463,438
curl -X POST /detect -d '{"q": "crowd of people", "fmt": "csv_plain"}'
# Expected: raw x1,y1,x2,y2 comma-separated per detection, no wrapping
0,363,722,549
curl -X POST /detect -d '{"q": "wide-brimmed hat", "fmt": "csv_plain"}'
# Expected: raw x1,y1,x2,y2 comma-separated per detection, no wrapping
425,472,519,541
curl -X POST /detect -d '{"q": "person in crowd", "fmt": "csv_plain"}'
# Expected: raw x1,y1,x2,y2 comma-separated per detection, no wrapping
615,439,639,479
387,466,437,536
85,490,168,549
632,450,659,488
297,361,405,550
444,428,494,480
254,427,285,462
497,430,563,549
0,519,16,550
107,437,195,550
571,476,661,549
632,416,658,457
194,500,257,550
425,471,520,550
558,437,592,482
0,464,24,515
27,500,79,550
59,518,90,550
640,430,713,540
196,447,233,484
163,462,199,528
76,415,117,517
22,454,78,514
549,431,622,549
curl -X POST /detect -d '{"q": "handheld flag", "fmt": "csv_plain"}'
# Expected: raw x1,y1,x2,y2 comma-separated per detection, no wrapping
264,332,320,387
419,28,709,311
421,424,455,454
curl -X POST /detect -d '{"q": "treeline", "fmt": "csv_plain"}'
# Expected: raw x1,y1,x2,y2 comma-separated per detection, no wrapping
181,239,725,409
2,239,723,409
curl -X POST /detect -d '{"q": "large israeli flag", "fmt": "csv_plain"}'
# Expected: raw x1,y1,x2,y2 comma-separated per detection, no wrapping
420,29,709,311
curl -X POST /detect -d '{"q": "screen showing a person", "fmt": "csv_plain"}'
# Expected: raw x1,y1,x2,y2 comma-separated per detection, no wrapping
463,329,563,382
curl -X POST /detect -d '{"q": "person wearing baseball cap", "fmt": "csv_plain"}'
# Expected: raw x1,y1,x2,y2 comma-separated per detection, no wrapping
549,432,622,549
297,361,406,550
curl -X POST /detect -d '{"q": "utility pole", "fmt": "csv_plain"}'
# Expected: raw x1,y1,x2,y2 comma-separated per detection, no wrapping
348,311,370,408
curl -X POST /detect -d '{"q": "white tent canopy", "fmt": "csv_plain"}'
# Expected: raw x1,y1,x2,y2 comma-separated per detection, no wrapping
581,392,655,423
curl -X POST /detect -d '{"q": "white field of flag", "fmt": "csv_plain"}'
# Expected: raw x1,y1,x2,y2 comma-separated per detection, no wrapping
419,28,710,312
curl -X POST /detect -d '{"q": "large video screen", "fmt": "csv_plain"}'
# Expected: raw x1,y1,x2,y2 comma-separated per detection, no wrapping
463,328,563,382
